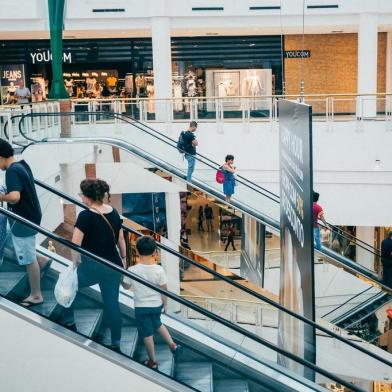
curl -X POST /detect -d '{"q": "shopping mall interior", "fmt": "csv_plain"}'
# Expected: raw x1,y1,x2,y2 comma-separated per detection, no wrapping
0,1,392,391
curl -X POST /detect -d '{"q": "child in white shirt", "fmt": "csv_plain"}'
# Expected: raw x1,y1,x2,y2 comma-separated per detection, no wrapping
122,236,181,370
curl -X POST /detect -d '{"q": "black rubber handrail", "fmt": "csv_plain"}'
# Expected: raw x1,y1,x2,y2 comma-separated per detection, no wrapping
0,206,365,391
14,111,381,257
32,178,392,368
321,286,376,319
15,112,388,289
97,111,381,255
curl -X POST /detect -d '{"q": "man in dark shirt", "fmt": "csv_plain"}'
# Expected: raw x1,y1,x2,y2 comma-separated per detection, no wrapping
182,121,198,181
0,139,44,306
381,232,392,288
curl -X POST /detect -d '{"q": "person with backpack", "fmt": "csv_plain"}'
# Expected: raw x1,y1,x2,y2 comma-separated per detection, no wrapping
178,121,198,182
0,139,45,308
222,154,236,202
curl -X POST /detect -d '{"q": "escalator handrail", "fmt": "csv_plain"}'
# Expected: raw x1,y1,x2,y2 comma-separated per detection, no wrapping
14,111,381,257
95,111,381,256
14,112,389,288
321,286,376,319
19,111,281,203
15,115,391,291
32,178,392,368
118,112,280,200
15,111,382,259
0,206,366,391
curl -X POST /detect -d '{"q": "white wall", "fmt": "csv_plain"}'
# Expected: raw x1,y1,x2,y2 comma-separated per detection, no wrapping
71,120,392,227
0,306,170,392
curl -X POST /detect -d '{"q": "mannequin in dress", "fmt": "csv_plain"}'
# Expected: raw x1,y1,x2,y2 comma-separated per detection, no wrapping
125,73,133,95
135,74,146,97
172,80,183,111
146,81,155,113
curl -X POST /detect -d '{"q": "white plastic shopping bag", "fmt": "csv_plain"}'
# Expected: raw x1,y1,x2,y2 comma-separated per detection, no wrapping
54,266,78,308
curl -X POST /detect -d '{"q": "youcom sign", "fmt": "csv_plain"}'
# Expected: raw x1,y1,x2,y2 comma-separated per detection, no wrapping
29,50,72,64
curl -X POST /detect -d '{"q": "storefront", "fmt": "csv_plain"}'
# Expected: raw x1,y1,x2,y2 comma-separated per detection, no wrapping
0,38,153,103
0,35,283,106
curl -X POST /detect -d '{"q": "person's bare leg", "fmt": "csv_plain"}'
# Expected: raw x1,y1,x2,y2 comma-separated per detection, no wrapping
143,336,157,363
37,255,50,270
23,261,43,303
157,325,175,348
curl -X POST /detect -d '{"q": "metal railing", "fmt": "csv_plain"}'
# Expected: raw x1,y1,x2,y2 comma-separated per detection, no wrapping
66,93,392,125
1,93,392,129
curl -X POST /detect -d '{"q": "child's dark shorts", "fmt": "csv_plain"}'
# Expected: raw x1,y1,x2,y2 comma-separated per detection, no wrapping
135,306,163,338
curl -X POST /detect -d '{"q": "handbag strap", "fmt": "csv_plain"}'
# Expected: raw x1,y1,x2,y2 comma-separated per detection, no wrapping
90,207,116,241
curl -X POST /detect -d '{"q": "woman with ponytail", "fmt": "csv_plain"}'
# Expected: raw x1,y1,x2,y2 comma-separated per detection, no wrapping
62,178,126,352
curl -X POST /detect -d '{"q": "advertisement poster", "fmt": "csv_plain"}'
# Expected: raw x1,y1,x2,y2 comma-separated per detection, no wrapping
278,99,315,378
0,64,25,104
240,215,265,287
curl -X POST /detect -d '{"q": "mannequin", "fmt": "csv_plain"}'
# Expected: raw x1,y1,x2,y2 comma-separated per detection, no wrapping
125,73,133,95
86,76,97,93
146,81,155,113
135,74,146,97
172,80,183,111
64,79,74,96
31,80,43,102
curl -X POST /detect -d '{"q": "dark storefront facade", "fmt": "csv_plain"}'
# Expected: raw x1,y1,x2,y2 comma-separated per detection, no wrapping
0,36,283,105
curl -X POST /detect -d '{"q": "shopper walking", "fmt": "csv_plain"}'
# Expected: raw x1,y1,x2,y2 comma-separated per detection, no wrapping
381,232,392,288
204,204,214,232
198,206,205,232
224,224,236,251
222,155,236,202
313,192,327,251
122,236,182,369
62,179,126,352
180,121,198,182
0,139,44,307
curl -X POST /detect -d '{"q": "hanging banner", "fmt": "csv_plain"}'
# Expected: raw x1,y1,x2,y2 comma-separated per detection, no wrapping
278,99,315,378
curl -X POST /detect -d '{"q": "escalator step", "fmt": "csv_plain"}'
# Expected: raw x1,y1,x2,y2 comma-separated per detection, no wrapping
0,272,26,296
214,379,249,392
74,308,102,337
175,361,213,392
97,325,138,357
31,289,58,317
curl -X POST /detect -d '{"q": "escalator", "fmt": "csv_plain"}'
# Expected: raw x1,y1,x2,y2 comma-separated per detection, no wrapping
14,174,392,389
7,112,392,340
0,206,370,392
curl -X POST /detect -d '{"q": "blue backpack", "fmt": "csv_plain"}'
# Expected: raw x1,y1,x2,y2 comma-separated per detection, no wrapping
177,131,187,153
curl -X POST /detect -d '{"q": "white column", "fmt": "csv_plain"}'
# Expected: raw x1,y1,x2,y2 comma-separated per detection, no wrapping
356,226,375,271
151,16,172,122
357,13,378,118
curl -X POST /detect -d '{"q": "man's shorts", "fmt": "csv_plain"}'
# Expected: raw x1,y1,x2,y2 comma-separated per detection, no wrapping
135,306,163,338
5,231,37,266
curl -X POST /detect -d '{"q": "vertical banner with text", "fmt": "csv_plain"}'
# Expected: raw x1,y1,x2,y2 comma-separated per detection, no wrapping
278,99,315,378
